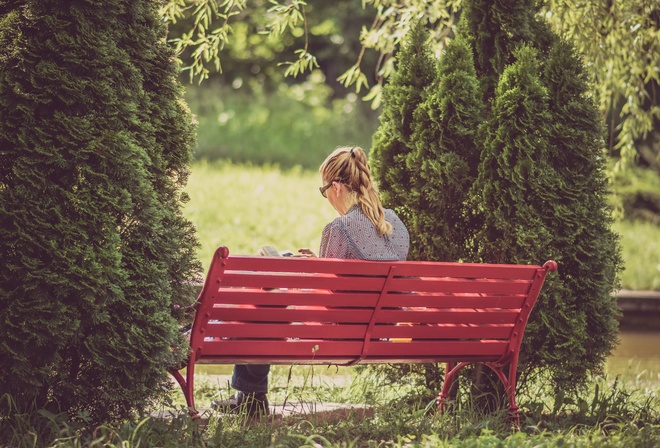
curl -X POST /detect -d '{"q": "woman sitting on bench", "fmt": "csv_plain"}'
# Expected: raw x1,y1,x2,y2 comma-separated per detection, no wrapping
212,145,410,416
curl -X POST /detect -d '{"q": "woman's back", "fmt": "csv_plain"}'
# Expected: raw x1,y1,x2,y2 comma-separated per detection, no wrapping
320,204,409,261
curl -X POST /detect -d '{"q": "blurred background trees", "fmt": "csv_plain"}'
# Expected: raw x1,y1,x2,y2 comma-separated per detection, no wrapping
543,0,659,171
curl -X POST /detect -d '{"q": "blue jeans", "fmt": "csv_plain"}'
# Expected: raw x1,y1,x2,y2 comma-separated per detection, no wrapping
231,364,270,394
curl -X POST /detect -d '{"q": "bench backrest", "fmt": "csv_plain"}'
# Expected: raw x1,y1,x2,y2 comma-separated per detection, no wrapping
190,247,557,366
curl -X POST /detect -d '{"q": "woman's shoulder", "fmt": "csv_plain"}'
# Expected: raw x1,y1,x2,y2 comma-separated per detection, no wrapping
323,214,349,233
383,208,403,222
384,208,409,235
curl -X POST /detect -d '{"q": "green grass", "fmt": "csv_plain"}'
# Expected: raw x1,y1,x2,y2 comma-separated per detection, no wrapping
185,162,337,267
3,367,659,447
183,161,337,270
612,220,660,290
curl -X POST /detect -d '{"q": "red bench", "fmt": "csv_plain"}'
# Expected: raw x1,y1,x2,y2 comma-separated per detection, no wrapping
170,246,557,423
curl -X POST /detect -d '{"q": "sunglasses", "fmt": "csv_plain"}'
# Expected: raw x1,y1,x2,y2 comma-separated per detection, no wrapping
320,178,347,198
319,181,334,198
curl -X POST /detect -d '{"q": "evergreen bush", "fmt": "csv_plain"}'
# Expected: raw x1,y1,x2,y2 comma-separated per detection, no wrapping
407,34,483,263
367,22,444,397
460,0,554,101
526,38,622,385
0,0,201,426
370,0,622,396
370,21,436,223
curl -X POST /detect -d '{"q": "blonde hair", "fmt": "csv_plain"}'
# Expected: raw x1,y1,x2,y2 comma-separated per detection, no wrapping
319,146,393,236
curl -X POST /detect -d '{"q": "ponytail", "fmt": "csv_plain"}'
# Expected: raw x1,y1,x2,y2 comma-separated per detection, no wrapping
320,146,392,236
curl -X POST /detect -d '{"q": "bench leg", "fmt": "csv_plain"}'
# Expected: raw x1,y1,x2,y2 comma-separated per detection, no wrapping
437,361,520,427
168,364,198,415
484,362,520,426
437,361,469,412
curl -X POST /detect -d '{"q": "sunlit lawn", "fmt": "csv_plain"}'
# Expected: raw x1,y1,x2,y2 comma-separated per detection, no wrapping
183,160,337,270
612,220,660,290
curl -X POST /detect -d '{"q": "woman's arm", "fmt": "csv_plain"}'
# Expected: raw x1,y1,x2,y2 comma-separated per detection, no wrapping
319,221,351,259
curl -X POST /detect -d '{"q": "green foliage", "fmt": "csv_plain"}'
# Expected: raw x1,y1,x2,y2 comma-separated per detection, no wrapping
460,0,554,101
611,163,660,225
542,0,660,169
523,38,622,386
339,0,464,108
0,0,201,426
163,0,248,81
168,0,658,175
390,32,483,266
164,0,461,102
406,34,483,262
370,0,623,396
370,22,437,217
185,74,379,170
164,0,374,94
470,44,553,262
469,40,622,389
366,17,496,396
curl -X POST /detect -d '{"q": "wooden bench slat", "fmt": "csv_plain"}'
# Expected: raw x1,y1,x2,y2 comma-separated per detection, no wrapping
377,309,519,324
224,257,541,280
197,339,508,359
392,278,533,294
208,289,527,309
202,322,513,340
207,308,520,325
225,257,394,276
370,324,513,340
380,294,526,308
219,273,534,295
204,322,369,339
383,263,539,280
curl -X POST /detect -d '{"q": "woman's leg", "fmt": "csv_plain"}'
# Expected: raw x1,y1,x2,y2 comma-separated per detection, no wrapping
231,364,270,393
212,364,271,415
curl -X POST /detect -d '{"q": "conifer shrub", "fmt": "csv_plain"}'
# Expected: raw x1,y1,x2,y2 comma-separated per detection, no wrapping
367,22,446,396
370,21,436,223
526,38,622,385
370,1,622,397
407,34,483,263
460,0,554,101
0,0,201,426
